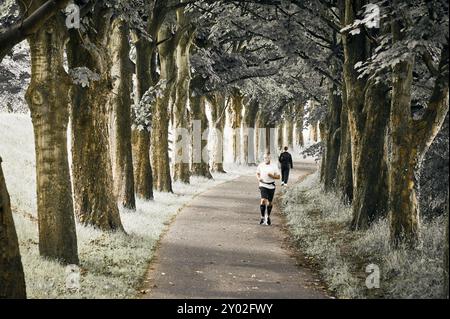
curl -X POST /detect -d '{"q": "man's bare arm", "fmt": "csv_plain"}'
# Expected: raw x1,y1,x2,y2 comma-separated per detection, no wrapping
268,173,280,180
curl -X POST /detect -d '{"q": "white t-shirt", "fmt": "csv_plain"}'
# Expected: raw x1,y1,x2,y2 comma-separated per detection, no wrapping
256,162,279,189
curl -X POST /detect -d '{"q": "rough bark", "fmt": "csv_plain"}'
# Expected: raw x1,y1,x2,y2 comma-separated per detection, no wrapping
0,157,27,299
25,10,78,264
351,80,390,230
67,5,123,231
108,19,135,209
388,55,418,245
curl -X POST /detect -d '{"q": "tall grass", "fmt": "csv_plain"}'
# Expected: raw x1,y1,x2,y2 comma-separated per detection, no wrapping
280,172,447,299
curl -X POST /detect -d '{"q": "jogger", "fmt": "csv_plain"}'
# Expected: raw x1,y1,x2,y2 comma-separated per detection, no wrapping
279,147,293,186
256,153,280,225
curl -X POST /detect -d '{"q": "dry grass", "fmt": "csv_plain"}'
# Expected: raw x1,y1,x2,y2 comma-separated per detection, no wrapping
280,172,447,299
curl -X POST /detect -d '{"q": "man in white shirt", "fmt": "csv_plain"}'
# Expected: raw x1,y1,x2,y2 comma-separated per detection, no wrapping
256,153,280,225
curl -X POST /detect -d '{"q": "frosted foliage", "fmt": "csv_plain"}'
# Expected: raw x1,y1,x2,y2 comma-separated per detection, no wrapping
0,41,30,113
132,81,167,131
69,67,100,88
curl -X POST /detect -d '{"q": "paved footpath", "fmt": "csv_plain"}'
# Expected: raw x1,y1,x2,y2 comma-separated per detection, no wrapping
142,160,329,299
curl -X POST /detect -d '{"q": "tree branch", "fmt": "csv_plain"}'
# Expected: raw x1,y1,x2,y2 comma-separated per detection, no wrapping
0,0,70,61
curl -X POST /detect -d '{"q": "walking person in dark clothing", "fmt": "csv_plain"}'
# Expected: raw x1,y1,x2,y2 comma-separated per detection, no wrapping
279,146,293,186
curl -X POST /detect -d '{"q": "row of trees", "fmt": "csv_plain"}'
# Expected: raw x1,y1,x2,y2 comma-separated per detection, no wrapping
309,0,449,247
0,0,311,298
1,0,448,298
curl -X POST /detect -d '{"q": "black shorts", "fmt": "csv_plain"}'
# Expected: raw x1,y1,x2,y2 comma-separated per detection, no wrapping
259,187,275,202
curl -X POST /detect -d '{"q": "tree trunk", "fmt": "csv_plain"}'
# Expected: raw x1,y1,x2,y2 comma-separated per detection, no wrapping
173,11,194,183
296,104,304,148
108,19,135,209
343,0,392,229
336,84,353,202
388,56,418,245
25,12,78,263
190,93,213,179
322,85,342,191
132,130,153,199
242,100,259,165
131,2,168,198
67,7,123,231
445,192,449,298
277,124,284,151
259,112,276,155
342,0,370,188
286,117,294,149
132,36,154,200
209,94,227,173
351,80,390,230
255,112,267,161
229,91,243,164
310,122,319,142
151,23,177,192
0,157,27,299
388,14,419,245
389,16,449,246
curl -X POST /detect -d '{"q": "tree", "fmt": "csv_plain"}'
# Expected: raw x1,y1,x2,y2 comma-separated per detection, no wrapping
25,0,78,264
108,18,136,210
295,104,305,148
341,0,390,230
209,93,227,173
242,99,259,165
0,156,26,299
229,89,244,164
321,82,342,191
190,75,213,178
67,1,123,231
444,188,449,298
151,18,181,193
387,1,449,245
173,8,195,183
336,81,353,202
